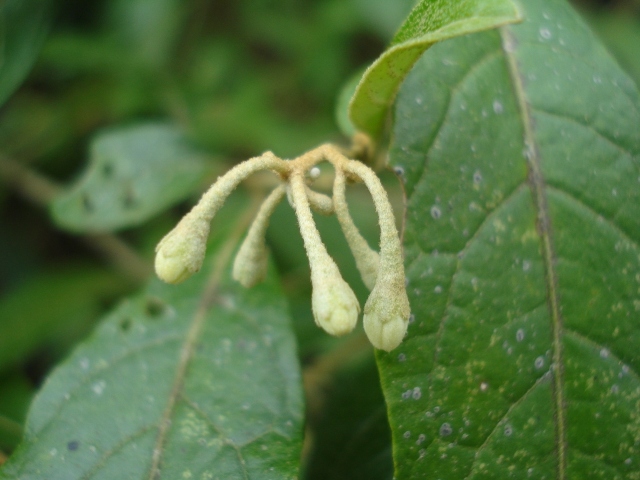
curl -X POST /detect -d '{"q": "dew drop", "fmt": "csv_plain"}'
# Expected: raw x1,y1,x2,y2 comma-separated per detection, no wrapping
92,380,106,395
493,100,504,114
473,171,482,184
600,348,610,359
416,434,426,445
539,27,552,40
309,167,321,179
522,260,531,272
434,285,443,294
439,423,453,437
430,206,442,219
403,431,411,439
394,166,405,177
402,390,411,400
516,329,525,342
534,356,545,369
504,424,513,437
412,387,422,400
480,382,489,392
398,353,407,362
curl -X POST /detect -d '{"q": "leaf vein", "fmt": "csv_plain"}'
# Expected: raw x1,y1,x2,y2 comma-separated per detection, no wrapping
33,333,183,438
409,48,504,194
465,371,553,479
532,107,639,159
547,186,640,248
501,25,568,480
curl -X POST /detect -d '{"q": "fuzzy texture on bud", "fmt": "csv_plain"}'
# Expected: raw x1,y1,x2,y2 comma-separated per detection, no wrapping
155,215,210,284
362,278,410,351
289,170,360,336
232,241,269,288
232,185,285,287
311,262,360,336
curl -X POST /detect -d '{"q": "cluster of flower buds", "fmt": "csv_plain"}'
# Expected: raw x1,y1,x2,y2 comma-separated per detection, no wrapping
154,144,410,351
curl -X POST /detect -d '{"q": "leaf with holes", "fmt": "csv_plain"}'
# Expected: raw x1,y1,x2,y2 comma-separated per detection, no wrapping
348,0,521,139
0,0,53,106
0,241,304,479
381,0,640,478
50,124,213,233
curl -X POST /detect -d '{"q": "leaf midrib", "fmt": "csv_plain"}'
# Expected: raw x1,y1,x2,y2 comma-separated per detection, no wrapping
147,227,250,480
500,26,568,480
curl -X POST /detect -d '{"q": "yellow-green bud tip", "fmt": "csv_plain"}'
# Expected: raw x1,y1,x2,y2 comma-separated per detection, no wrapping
154,217,209,284
311,272,360,336
362,284,410,351
232,242,269,288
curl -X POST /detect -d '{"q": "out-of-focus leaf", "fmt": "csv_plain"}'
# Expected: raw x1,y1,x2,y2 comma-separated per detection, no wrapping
380,0,640,478
0,241,303,479
304,349,392,480
0,374,33,451
50,124,212,233
335,69,364,138
0,265,131,374
352,0,417,40
349,0,521,139
107,0,183,69
0,0,53,106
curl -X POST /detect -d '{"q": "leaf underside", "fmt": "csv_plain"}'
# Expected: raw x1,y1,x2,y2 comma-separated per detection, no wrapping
348,0,521,139
383,0,640,478
0,244,304,480
51,124,211,233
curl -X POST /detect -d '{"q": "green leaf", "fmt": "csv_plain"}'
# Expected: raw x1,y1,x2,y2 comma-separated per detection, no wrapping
50,124,212,233
0,0,53,106
0,265,131,374
0,241,303,479
382,0,640,478
348,0,521,139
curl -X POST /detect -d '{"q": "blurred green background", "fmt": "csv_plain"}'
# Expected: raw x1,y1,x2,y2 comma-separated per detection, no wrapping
0,0,638,475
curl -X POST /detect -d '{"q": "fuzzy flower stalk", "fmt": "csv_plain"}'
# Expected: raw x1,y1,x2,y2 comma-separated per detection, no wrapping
154,143,411,351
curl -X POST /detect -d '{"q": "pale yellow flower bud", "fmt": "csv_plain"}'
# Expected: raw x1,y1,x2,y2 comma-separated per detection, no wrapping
232,185,285,288
154,215,210,284
362,279,410,351
311,262,360,336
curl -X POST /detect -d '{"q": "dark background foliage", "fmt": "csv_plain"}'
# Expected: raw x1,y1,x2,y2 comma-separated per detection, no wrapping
0,0,638,475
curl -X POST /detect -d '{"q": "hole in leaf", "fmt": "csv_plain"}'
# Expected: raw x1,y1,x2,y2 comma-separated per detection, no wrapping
123,185,137,210
119,317,132,332
145,297,166,318
102,162,114,178
82,193,94,213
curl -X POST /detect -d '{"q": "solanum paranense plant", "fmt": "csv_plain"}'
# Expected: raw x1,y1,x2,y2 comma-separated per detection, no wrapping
154,142,411,351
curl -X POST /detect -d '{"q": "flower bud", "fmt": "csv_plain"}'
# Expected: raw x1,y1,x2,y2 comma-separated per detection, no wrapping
311,264,360,336
155,215,209,284
232,238,269,288
362,279,410,351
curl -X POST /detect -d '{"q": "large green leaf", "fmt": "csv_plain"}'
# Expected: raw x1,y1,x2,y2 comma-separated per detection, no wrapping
348,0,521,139
0,241,303,479
0,0,53,106
51,124,212,233
382,0,640,478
